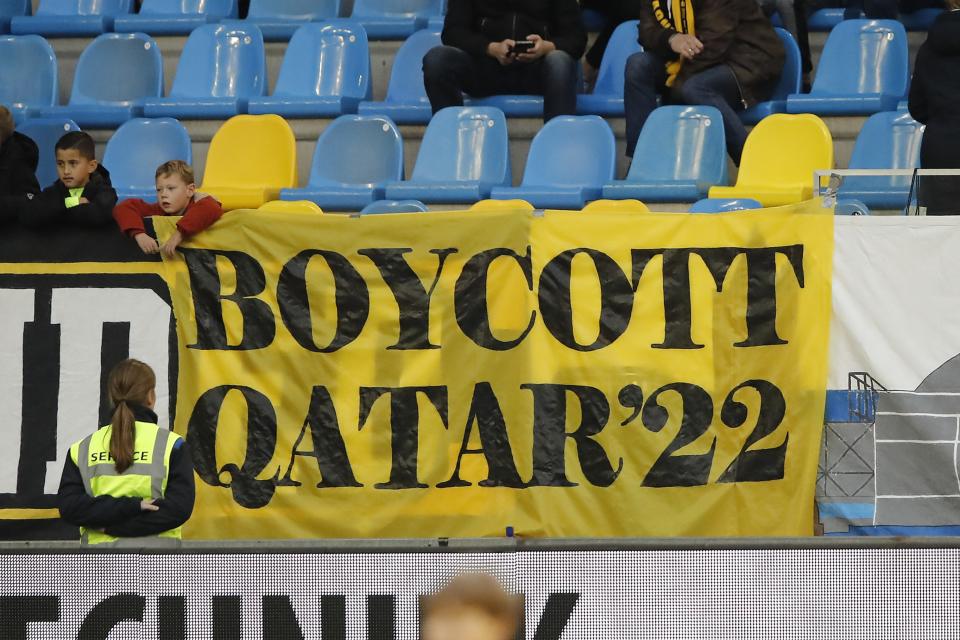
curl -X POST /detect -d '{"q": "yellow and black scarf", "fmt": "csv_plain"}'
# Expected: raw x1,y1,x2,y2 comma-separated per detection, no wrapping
651,0,696,86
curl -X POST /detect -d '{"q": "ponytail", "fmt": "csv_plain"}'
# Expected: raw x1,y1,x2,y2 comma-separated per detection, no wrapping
105,359,157,473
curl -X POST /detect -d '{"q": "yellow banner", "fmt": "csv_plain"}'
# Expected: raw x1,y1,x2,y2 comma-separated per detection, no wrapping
155,201,833,538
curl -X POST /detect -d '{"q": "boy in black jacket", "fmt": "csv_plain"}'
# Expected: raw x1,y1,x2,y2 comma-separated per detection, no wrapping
0,105,41,224
20,131,117,229
423,0,587,122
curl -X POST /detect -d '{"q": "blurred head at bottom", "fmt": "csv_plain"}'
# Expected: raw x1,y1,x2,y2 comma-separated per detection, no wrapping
421,573,521,640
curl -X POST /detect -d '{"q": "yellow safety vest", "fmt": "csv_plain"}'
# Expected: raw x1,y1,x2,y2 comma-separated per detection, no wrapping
68,421,182,546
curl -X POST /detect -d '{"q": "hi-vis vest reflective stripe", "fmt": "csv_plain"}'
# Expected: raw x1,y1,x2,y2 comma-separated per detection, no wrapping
68,421,182,546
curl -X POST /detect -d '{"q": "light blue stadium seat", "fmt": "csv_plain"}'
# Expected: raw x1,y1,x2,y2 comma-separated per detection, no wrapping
114,0,237,35
837,110,924,210
0,0,30,34
741,28,800,125
385,106,510,203
834,198,871,215
491,115,615,209
15,118,80,187
786,20,908,116
361,199,428,214
351,0,443,38
142,24,265,119
34,33,162,127
248,22,370,118
0,35,57,123
808,8,844,31
602,106,728,202
357,29,439,124
689,198,763,213
426,14,443,29
10,0,132,36
577,20,641,116
241,0,342,41
280,114,403,210
103,118,193,201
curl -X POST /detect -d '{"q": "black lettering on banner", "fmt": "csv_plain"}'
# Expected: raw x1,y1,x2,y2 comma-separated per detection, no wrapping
718,380,789,482
532,593,580,640
278,386,361,488
278,250,370,353
359,248,457,350
187,385,279,508
0,595,59,640
454,247,536,351
157,596,185,640
538,249,633,351
212,596,241,640
359,387,449,489
439,382,525,488
367,595,395,640
262,596,305,640
320,595,347,640
525,385,622,487
77,593,145,640
180,248,276,350
640,383,716,487
736,246,805,347
617,384,644,426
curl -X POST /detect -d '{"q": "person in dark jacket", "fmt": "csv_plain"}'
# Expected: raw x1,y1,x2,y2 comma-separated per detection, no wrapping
623,0,785,163
908,3,960,216
580,0,640,88
423,0,587,121
0,105,41,224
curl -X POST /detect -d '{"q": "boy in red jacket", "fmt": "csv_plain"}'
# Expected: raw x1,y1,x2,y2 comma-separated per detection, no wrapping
113,160,222,258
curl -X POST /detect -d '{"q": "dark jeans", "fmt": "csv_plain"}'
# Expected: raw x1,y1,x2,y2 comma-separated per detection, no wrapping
623,51,748,164
422,45,579,121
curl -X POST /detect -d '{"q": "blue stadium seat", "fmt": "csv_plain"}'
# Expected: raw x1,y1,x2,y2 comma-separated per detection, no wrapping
0,0,30,34
142,24,266,119
837,110,924,210
0,35,57,124
577,20,641,116
741,28,800,125
491,115,615,209
807,8,844,31
786,20,908,116
350,0,443,38
602,106,728,202
385,106,510,203
280,114,403,210
834,198,871,215
10,0,132,36
242,0,342,41
689,198,763,213
103,118,193,201
361,199,428,214
16,118,80,188
34,33,162,127
248,22,370,117
900,8,942,31
357,29,439,124
114,0,237,36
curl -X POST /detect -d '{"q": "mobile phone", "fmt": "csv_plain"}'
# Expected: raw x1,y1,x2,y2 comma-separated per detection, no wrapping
510,40,535,54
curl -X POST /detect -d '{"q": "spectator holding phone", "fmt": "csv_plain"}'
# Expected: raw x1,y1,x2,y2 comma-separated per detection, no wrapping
423,0,587,121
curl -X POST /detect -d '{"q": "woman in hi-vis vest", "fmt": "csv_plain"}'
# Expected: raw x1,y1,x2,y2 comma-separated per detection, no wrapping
58,359,195,546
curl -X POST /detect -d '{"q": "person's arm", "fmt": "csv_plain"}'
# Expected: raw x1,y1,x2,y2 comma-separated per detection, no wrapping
69,184,118,227
638,0,679,58
442,0,490,57
907,47,929,124
685,0,741,67
548,0,588,59
103,440,196,539
57,454,143,529
113,198,154,237
18,185,67,228
176,197,224,236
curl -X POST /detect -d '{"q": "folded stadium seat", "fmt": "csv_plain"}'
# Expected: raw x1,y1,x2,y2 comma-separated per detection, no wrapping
707,113,834,206
0,35,57,124
199,114,297,210
837,110,924,210
426,14,444,29
581,198,649,213
834,198,871,215
10,0,132,36
102,118,193,201
16,118,80,187
602,106,728,202
491,115,615,209
384,107,510,203
247,22,370,117
280,114,402,210
350,0,443,39
34,33,162,127
240,0,342,41
469,199,533,211
576,20,641,116
900,8,942,30
0,0,30,34
786,20,908,116
741,28,800,124
688,197,763,213
807,8,844,31
142,24,266,119
356,30,440,124
113,0,237,36
360,199,428,214
258,200,324,214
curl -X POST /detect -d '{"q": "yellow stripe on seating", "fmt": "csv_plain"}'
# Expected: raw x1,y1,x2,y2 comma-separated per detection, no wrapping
0,262,163,275
0,508,60,520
